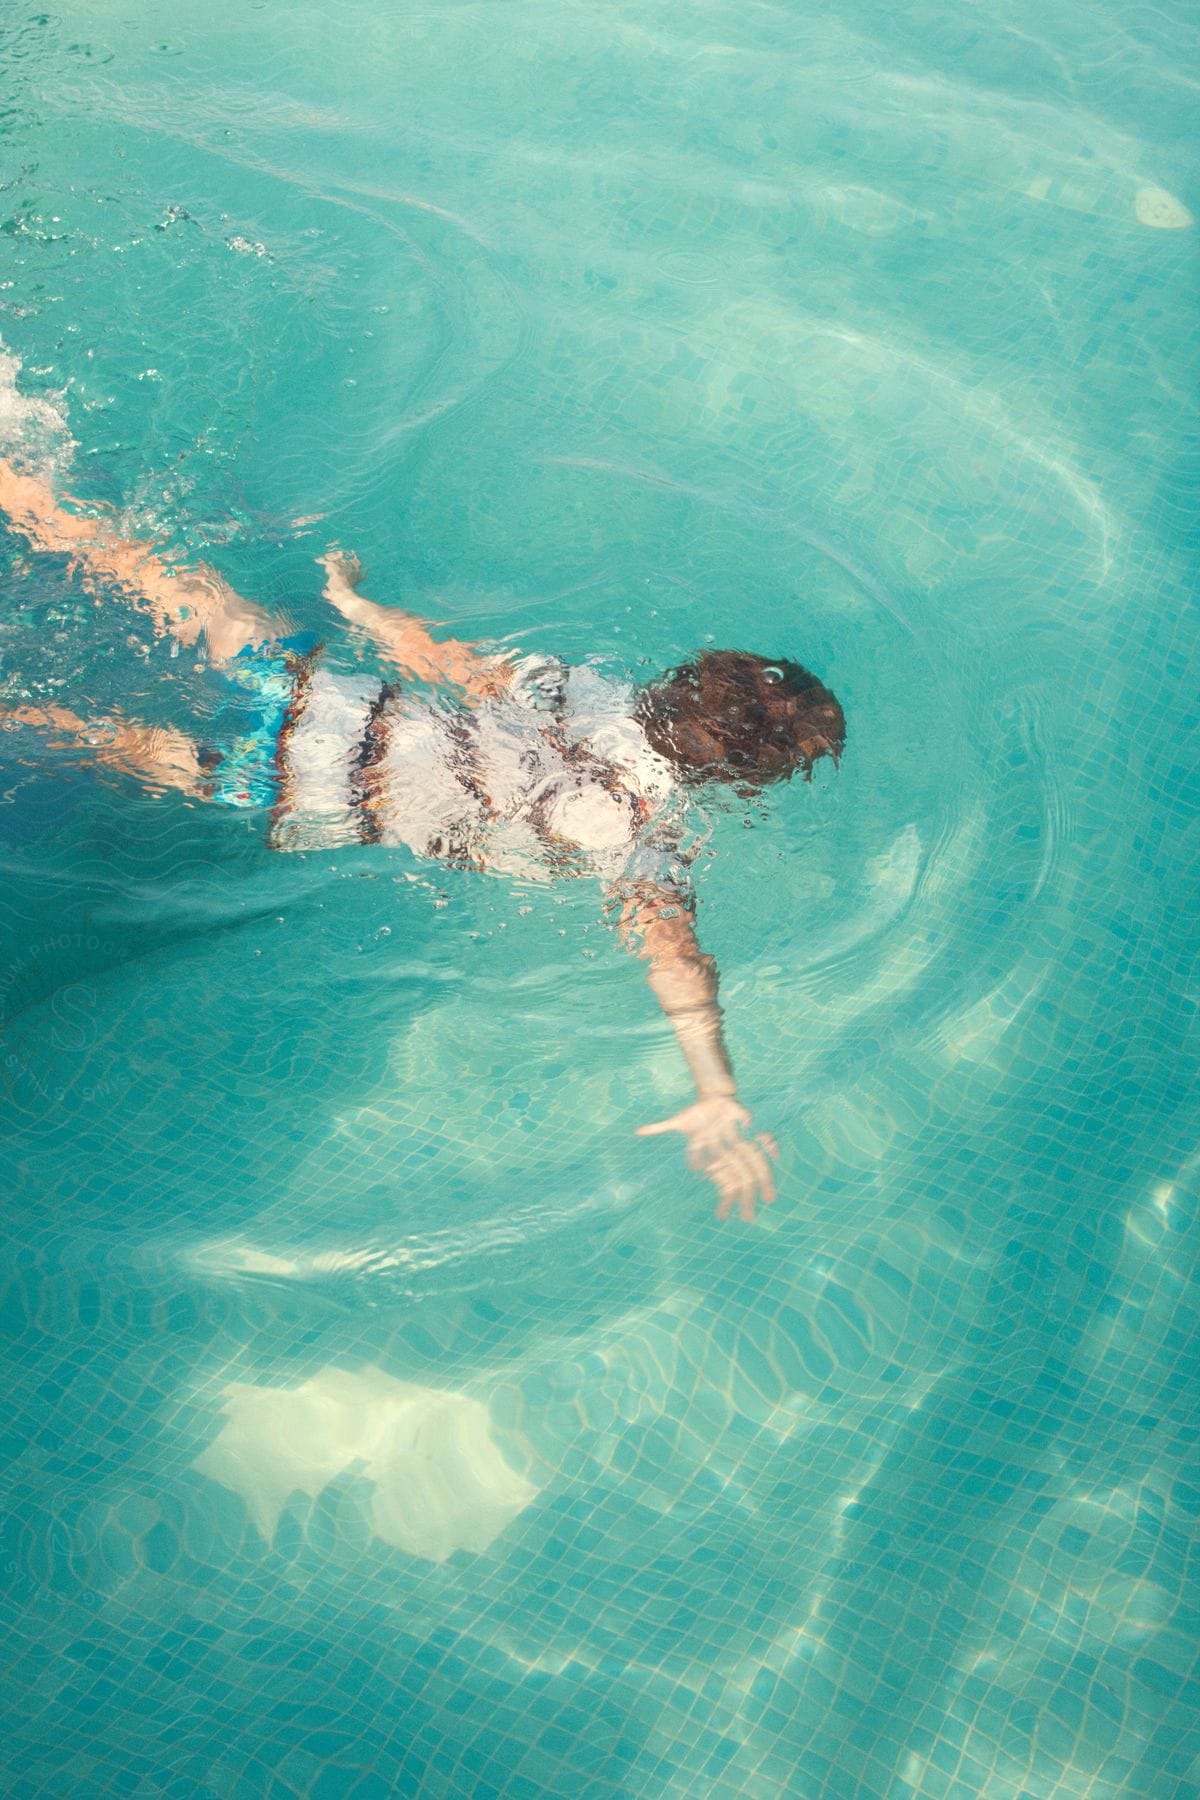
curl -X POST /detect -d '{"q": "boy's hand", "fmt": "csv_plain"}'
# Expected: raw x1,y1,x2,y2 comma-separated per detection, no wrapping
637,1094,778,1222
317,548,511,700
317,548,365,605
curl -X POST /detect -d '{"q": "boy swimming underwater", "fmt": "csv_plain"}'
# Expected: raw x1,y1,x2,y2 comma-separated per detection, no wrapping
0,458,844,1221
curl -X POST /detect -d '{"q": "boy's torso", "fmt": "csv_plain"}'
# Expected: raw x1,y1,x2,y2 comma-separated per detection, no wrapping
209,646,691,890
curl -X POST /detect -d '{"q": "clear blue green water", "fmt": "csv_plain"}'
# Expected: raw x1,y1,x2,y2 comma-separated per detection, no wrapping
1,1,1198,1794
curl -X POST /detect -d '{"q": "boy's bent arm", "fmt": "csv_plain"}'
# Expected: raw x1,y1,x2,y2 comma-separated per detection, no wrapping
616,882,777,1221
319,550,508,702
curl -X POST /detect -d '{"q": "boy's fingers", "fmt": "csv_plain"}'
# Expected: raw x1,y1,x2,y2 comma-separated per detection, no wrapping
752,1146,777,1206
715,1156,753,1223
636,1115,684,1138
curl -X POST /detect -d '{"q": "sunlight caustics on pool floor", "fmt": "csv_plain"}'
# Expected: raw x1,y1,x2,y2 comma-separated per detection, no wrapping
1,0,1198,1793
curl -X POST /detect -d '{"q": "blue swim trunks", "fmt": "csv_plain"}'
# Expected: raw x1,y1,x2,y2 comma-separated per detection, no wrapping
205,634,319,809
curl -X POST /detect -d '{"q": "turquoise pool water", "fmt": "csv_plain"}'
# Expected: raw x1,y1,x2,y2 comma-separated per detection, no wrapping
1,0,1198,1793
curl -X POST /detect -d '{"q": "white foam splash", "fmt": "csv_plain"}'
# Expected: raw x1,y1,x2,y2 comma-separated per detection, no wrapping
0,341,74,475
193,1364,538,1562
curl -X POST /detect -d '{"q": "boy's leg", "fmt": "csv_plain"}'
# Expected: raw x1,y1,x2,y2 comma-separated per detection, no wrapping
0,702,207,797
0,459,288,664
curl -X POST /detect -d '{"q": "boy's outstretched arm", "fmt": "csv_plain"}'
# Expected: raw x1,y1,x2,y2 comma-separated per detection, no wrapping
319,550,509,702
617,882,777,1222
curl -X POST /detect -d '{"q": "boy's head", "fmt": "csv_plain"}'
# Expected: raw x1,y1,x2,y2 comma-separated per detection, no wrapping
635,650,844,789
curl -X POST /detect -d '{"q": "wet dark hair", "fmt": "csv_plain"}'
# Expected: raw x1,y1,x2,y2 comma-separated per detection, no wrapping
635,650,845,789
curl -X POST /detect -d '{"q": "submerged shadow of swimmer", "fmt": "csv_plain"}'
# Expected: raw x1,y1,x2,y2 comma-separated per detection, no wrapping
0,457,844,1221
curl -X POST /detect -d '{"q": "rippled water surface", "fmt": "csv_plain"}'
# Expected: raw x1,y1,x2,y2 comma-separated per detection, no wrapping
2,2,1198,1794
